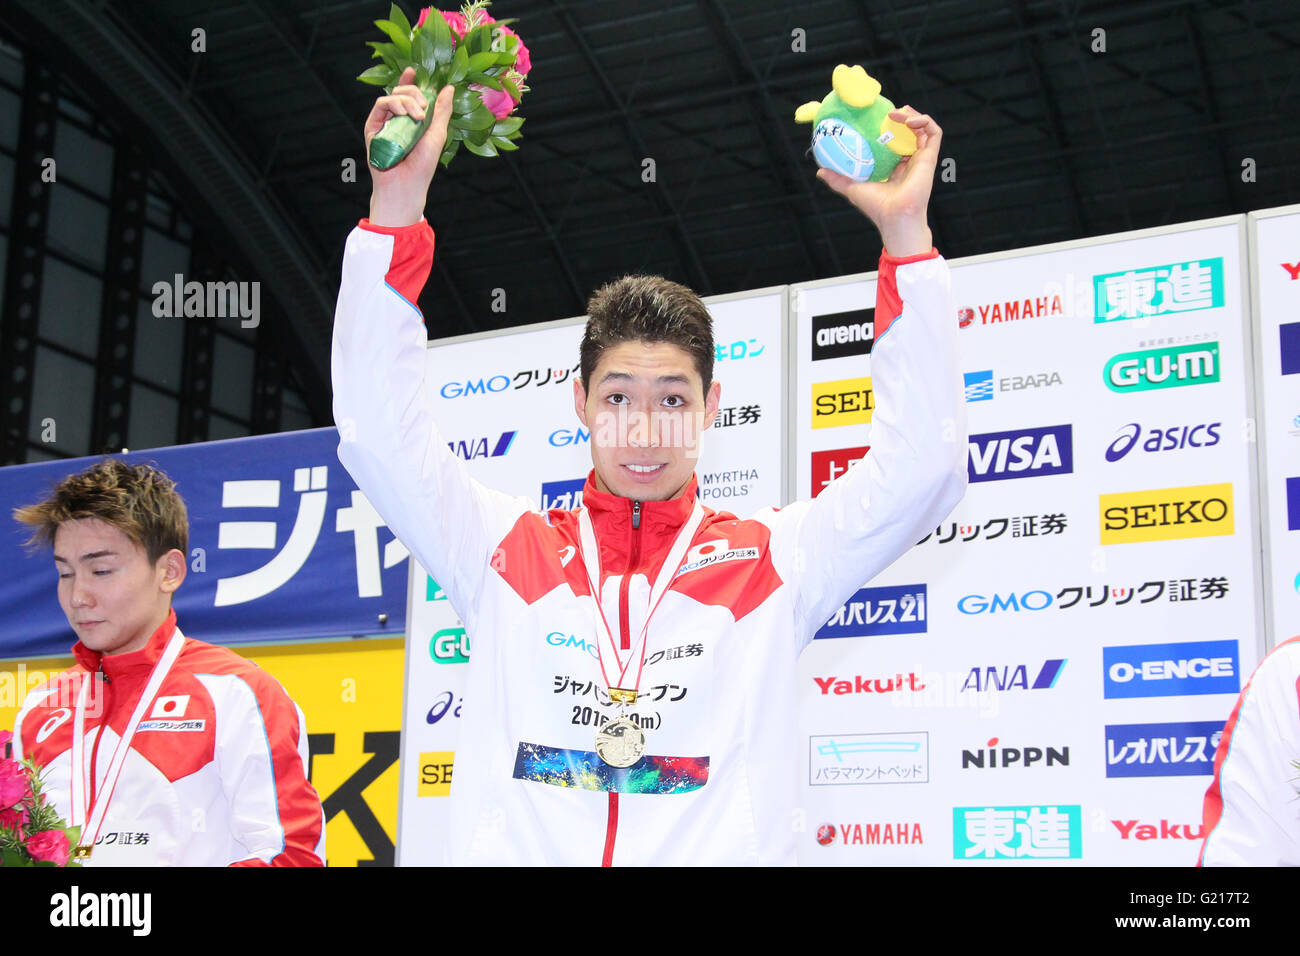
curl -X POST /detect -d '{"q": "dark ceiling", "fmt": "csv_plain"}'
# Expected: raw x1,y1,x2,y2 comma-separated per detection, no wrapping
3,0,1298,417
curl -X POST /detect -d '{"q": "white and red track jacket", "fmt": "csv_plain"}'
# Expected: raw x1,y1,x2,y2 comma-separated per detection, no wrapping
1198,636,1300,865
14,608,326,866
333,218,966,865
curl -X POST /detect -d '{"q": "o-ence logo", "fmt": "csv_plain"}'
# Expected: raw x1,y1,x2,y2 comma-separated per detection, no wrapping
430,627,470,664
960,737,1069,769
812,308,874,361
1099,483,1234,544
1104,422,1221,463
815,584,926,639
1104,343,1219,393
812,377,874,429
967,424,1073,483
811,446,869,497
418,751,454,796
815,822,923,846
1102,640,1239,699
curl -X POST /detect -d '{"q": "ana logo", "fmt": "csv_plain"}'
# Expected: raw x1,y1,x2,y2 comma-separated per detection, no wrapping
967,425,1073,483
964,370,993,403
960,659,1066,693
1093,258,1224,321
1104,343,1220,392
1103,640,1239,698
817,823,923,846
540,478,585,511
1281,323,1300,376
813,673,926,696
35,708,72,744
809,732,929,785
1105,721,1223,777
957,590,1053,614
959,295,1064,327
418,751,454,796
1099,483,1234,544
960,737,1069,769
430,627,470,664
149,695,190,719
1111,818,1206,841
954,805,1082,859
675,539,759,577
811,446,869,497
815,584,927,638
812,308,874,361
1104,422,1221,462
448,431,517,460
426,691,462,725
439,376,510,399
1000,371,1063,392
548,428,589,447
545,631,599,659
812,377,873,429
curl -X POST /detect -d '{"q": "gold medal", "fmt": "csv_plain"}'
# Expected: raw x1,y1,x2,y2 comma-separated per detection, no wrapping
594,716,646,768
608,687,638,705
72,845,92,861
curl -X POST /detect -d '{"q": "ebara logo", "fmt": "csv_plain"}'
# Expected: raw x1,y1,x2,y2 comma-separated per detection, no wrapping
967,424,1073,483
1103,640,1239,698
815,584,927,638
964,370,993,403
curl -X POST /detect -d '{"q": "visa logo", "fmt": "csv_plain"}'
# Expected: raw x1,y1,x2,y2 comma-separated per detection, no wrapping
967,425,1073,483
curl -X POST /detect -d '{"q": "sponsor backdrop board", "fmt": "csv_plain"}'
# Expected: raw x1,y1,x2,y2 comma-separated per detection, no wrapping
396,291,786,865
1249,206,1300,650
793,220,1260,864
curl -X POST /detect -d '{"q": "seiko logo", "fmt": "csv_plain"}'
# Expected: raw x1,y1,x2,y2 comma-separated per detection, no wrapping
1105,344,1219,392
961,737,1069,768
812,308,875,361
967,425,1073,482
1100,484,1234,544
812,377,874,429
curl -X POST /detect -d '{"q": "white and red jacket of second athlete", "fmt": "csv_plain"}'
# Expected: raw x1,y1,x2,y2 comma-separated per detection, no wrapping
1199,636,1300,865
14,609,325,866
333,218,967,865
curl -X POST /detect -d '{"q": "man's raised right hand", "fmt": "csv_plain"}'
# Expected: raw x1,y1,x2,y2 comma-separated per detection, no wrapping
366,67,455,227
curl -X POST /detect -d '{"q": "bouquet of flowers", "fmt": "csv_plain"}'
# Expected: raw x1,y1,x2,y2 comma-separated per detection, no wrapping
0,731,81,867
359,1,531,169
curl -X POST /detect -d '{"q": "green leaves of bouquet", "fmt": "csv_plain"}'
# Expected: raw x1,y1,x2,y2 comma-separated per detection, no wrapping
359,2,530,169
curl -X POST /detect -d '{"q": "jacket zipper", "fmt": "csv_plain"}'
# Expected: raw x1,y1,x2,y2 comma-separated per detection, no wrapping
602,498,642,867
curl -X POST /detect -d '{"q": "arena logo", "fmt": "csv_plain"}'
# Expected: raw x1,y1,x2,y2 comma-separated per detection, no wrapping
811,446,869,497
813,673,926,695
957,294,1064,328
967,425,1073,483
816,822,922,846
448,431,517,460
540,478,585,510
548,427,589,447
439,375,511,399
1001,370,1063,392
1104,422,1221,463
960,737,1069,769
545,631,599,659
675,539,759,577
812,308,875,361
815,584,927,639
1093,258,1225,322
699,468,758,502
1105,721,1223,777
1111,818,1206,841
957,590,1053,614
429,627,470,664
811,377,874,429
1099,482,1234,544
960,659,1066,693
1104,343,1220,393
1102,640,1239,699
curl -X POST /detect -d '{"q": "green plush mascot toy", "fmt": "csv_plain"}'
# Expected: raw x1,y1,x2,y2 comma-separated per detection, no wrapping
795,64,917,182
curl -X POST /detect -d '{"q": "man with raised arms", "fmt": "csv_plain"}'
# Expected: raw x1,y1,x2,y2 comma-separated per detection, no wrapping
332,69,966,865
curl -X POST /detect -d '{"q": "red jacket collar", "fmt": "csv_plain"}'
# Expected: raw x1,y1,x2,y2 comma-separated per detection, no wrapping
72,606,179,678
580,470,699,531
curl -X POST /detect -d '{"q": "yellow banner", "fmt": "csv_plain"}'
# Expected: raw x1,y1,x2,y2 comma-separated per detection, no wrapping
417,751,455,796
1,636,404,868
1099,483,1234,544
812,377,874,429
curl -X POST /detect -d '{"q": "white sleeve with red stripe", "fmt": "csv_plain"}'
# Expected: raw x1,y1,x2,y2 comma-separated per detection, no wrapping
331,219,531,627
1198,637,1300,866
764,249,968,647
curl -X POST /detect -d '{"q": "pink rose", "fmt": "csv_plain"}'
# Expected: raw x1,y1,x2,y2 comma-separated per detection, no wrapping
498,26,531,76
471,85,517,120
25,829,71,866
0,759,28,809
441,10,469,36
0,804,28,832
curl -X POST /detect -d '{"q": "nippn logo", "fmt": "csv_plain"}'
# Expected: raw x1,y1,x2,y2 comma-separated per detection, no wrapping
1099,483,1234,544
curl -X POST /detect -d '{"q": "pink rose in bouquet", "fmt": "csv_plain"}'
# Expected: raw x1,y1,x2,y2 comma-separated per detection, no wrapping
0,804,29,832
0,759,28,810
25,828,71,866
